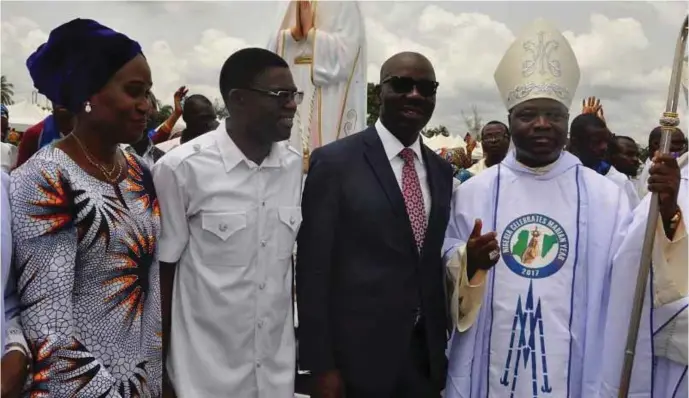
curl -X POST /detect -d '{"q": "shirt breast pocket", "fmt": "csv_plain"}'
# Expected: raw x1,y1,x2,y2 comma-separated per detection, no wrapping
276,206,302,260
200,211,249,266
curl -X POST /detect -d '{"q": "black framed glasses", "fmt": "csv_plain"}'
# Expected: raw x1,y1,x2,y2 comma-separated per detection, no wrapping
382,76,439,97
245,88,304,105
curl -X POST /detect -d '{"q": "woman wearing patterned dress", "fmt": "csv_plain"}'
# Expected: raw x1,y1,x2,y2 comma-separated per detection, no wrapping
10,19,161,397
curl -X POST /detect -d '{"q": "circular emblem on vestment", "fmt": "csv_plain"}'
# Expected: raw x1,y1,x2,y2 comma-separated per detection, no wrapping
500,213,569,279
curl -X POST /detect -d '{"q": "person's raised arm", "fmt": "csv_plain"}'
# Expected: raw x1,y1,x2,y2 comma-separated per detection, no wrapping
150,87,187,145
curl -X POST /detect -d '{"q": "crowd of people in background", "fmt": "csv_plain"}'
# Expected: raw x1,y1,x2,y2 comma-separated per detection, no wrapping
0,12,687,398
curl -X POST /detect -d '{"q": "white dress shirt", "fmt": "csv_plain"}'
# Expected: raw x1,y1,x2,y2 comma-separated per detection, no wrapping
636,158,653,199
375,119,431,221
152,125,302,398
466,158,487,176
605,165,641,208
156,137,181,153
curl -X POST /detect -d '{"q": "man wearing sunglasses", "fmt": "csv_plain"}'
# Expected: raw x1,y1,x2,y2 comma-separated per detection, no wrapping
444,19,633,398
153,48,303,398
297,51,483,398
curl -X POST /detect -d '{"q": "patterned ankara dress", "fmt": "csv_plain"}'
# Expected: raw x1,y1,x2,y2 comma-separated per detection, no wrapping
10,145,162,397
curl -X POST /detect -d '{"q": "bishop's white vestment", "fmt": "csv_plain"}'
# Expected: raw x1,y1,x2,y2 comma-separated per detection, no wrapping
599,154,688,398
267,0,366,156
443,151,631,398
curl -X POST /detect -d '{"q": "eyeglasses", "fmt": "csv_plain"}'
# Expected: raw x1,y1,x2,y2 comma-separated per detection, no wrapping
246,88,304,105
382,76,439,97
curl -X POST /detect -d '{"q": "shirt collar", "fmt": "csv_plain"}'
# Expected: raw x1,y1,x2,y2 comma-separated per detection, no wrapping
122,138,153,158
213,124,285,172
375,119,424,163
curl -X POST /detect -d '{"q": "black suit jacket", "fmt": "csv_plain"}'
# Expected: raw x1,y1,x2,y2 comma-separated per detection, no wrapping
296,126,454,393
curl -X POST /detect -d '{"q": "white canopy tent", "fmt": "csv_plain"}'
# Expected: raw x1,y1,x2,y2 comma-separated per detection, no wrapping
425,134,483,160
424,134,464,150
7,101,51,131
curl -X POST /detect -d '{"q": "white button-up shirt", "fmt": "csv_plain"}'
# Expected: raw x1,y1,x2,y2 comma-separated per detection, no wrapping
153,125,302,398
375,119,431,221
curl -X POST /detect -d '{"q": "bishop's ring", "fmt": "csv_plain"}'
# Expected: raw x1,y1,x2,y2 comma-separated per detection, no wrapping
489,249,500,261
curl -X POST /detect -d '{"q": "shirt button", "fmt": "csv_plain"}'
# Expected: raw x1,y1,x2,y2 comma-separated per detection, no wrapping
261,240,267,247
261,201,266,207
258,319,264,328
259,282,266,290
289,217,295,225
193,144,201,152
256,361,261,368
218,223,228,232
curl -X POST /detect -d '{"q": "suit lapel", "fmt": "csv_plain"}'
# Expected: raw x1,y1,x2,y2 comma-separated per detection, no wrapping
363,127,407,217
420,143,443,255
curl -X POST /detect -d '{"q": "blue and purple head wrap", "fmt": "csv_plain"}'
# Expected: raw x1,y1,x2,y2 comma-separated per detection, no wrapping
26,18,143,114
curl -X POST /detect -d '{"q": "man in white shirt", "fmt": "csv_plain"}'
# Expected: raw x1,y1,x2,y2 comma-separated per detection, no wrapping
153,48,303,398
609,135,641,179
466,121,510,177
569,113,640,207
637,126,687,199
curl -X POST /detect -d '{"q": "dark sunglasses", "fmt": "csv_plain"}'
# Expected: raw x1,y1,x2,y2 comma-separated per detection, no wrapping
382,76,439,97
245,88,304,105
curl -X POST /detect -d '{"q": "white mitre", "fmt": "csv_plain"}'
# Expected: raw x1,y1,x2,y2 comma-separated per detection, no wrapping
494,19,581,111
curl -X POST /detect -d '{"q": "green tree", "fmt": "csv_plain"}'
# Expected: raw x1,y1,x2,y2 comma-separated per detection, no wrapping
213,98,230,119
155,104,173,126
639,145,650,163
366,82,380,126
461,105,483,140
1,75,14,105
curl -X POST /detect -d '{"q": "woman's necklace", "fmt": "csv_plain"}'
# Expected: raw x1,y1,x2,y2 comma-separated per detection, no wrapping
71,134,124,184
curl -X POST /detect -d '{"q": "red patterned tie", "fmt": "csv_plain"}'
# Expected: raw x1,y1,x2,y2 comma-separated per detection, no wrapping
399,148,427,249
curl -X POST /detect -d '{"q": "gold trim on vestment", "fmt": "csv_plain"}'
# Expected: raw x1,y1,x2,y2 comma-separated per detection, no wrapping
309,0,319,85
335,47,361,139
294,56,313,65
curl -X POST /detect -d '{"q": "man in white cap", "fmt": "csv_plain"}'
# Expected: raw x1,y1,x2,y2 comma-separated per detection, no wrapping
443,19,632,397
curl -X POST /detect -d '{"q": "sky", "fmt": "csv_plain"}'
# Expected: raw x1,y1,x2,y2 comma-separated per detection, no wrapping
1,0,687,144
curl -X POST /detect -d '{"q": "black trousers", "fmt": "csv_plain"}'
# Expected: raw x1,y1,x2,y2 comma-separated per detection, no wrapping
345,321,440,398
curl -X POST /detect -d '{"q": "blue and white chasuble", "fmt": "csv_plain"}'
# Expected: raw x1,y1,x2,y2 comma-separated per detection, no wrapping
443,151,631,398
600,158,688,398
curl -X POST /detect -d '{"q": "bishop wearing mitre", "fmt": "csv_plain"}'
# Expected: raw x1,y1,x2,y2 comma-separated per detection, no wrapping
443,19,632,398
268,0,366,167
